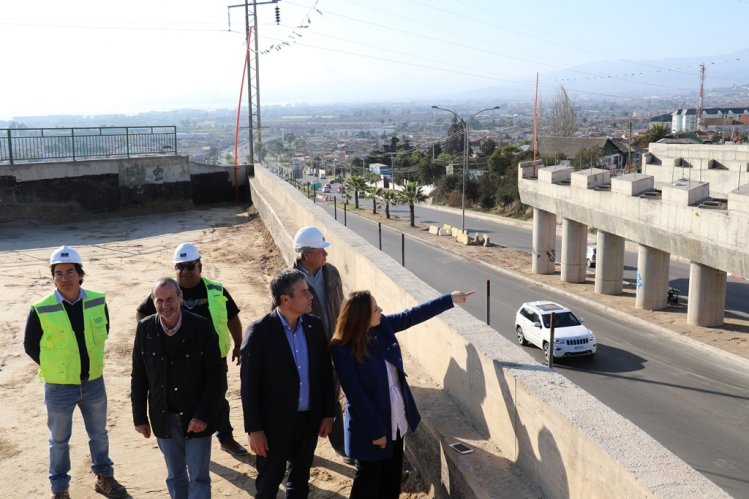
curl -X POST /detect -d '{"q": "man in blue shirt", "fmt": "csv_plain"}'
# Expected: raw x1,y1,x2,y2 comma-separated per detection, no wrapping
240,269,335,498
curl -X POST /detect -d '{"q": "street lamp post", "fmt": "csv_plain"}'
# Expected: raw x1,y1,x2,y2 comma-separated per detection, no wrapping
432,105,500,231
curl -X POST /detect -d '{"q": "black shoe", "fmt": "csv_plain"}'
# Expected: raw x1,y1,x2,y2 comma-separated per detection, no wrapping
94,474,128,498
220,437,249,456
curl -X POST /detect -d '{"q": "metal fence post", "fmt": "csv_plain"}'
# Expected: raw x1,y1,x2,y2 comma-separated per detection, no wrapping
71,128,76,161
401,233,405,267
547,312,556,369
6,129,13,165
334,197,337,220
486,279,490,325
378,222,382,250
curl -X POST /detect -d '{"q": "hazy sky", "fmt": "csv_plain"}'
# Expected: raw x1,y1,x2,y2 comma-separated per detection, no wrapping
2,0,749,119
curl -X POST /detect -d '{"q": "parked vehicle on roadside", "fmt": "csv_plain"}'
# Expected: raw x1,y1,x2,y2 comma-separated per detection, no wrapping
586,245,597,268
515,301,597,361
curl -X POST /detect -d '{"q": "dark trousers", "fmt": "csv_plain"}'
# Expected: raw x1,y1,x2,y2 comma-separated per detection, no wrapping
329,376,345,454
255,411,318,499
349,434,404,499
215,357,234,442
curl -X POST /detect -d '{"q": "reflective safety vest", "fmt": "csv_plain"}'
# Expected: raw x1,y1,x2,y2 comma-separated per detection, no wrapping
33,290,108,384
203,277,231,358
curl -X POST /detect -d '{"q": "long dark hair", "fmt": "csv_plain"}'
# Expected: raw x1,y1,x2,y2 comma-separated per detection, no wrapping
331,291,373,362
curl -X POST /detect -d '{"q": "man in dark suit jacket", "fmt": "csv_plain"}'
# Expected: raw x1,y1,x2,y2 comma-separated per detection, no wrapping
240,269,335,498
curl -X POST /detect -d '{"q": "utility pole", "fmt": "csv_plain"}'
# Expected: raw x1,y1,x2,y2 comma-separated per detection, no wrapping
696,63,705,132
229,0,279,164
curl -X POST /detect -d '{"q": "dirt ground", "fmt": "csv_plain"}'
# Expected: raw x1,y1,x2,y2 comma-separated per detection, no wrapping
0,205,423,499
1,201,746,499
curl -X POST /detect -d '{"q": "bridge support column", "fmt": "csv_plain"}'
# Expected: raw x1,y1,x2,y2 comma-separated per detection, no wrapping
594,231,624,295
532,208,556,274
687,263,726,327
635,245,670,310
561,219,587,283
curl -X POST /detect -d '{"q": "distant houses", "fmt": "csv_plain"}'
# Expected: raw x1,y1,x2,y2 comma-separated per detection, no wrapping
671,107,749,133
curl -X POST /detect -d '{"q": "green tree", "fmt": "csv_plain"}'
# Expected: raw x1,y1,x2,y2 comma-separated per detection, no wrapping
398,182,427,227
345,175,368,209
639,123,670,145
443,118,465,155
366,185,382,214
382,190,399,219
479,138,497,157
488,145,521,180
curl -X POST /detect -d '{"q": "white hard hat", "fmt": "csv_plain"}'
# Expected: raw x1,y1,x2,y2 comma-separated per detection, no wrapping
50,245,82,265
293,226,331,250
173,243,201,263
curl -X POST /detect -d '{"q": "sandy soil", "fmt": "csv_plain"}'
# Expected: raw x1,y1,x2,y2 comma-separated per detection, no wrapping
0,206,429,499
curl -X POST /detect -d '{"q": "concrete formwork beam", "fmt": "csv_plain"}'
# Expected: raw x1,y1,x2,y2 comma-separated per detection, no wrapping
688,263,727,327
635,245,670,310
532,208,556,274
561,218,588,283
595,231,625,295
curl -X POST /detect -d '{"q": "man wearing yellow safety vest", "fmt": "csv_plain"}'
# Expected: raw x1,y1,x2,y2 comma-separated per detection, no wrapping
136,242,247,456
24,246,129,499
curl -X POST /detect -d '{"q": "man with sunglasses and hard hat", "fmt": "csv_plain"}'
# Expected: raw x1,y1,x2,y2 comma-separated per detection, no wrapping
136,242,247,457
24,246,128,499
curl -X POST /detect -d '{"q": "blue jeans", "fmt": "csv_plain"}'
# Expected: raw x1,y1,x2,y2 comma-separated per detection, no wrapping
44,376,113,493
157,413,212,499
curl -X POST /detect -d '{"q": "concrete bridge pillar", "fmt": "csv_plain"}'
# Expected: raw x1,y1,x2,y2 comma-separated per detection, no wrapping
594,231,625,295
532,208,556,275
635,245,670,310
561,218,587,283
687,263,726,327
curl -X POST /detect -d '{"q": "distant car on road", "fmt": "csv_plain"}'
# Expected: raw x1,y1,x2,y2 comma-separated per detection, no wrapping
331,177,343,184
586,245,597,268
515,301,597,361
319,174,326,179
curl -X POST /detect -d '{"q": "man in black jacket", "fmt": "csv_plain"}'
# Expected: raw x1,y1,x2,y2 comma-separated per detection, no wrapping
131,277,225,499
241,269,336,498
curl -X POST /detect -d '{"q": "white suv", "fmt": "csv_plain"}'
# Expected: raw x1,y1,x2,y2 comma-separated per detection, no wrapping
586,245,596,268
515,301,597,361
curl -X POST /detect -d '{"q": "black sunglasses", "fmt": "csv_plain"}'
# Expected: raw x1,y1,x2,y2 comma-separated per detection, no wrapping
175,262,199,271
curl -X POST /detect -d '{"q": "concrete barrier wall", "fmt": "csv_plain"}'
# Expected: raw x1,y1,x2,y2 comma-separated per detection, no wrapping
0,156,242,221
250,165,726,498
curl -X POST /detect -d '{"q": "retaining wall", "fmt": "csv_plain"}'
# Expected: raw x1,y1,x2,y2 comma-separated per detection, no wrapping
0,156,249,222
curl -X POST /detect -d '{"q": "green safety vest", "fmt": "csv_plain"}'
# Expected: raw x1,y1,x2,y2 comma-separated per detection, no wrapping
202,277,231,358
33,290,108,384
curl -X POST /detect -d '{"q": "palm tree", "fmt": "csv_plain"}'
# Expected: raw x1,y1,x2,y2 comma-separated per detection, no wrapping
382,190,399,219
366,185,382,214
398,182,427,227
345,175,368,209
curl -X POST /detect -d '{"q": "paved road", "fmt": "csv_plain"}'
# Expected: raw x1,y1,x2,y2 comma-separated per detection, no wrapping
313,198,749,498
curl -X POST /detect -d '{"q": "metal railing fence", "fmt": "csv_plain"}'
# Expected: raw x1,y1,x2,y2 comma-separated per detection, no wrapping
0,126,177,165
